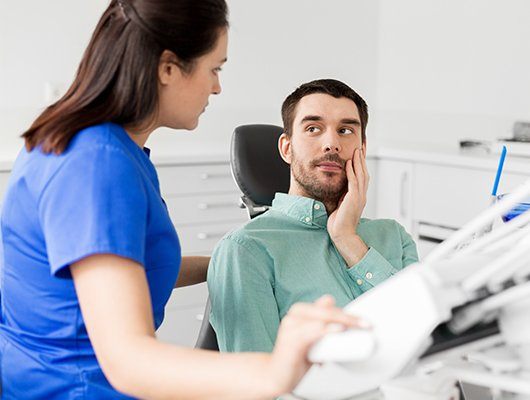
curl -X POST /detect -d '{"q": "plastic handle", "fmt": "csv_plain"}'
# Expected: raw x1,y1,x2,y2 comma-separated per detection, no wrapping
400,171,408,218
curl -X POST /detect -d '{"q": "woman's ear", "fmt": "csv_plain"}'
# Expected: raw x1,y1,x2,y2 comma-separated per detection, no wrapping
158,50,182,86
278,133,292,165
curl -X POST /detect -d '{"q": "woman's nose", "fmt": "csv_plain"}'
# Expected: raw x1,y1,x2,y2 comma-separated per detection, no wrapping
212,77,222,95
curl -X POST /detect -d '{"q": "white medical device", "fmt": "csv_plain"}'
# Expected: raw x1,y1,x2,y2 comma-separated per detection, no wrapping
295,180,530,400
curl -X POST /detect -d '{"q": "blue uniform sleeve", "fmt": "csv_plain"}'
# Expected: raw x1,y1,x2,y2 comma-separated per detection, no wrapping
38,145,148,277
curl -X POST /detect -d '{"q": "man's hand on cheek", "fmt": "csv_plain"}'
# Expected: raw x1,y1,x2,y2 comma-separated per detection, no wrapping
327,148,369,267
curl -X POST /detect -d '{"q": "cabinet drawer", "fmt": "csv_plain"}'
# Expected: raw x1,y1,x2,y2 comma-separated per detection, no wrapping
156,304,206,347
166,193,247,225
375,159,414,232
167,282,208,309
414,164,529,229
177,221,245,254
157,284,209,346
157,164,238,196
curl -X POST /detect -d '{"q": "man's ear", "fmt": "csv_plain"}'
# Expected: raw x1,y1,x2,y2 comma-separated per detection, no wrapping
158,50,183,86
362,140,367,156
278,133,292,165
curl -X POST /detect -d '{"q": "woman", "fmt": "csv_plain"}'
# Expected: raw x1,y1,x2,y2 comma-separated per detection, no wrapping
0,0,363,399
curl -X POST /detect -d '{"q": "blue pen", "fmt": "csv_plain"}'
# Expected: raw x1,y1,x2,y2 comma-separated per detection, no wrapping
492,145,507,197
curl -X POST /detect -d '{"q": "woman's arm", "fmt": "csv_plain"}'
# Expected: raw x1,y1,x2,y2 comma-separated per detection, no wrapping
175,256,210,287
72,254,361,400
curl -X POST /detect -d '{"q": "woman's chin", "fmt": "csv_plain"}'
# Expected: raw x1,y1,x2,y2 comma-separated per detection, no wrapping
165,118,199,131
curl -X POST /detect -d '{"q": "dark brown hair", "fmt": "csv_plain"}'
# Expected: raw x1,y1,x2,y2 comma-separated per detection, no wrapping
281,79,369,143
23,0,229,153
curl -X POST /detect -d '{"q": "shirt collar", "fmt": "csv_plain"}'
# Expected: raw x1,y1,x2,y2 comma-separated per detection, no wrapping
271,193,329,228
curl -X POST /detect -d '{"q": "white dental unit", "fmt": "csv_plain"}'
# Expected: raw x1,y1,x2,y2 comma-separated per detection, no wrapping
295,180,530,400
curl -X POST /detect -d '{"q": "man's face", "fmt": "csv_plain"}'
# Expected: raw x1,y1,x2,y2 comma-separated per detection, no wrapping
279,93,364,204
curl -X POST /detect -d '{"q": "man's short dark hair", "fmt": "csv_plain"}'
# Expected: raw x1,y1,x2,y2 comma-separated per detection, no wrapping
281,79,368,143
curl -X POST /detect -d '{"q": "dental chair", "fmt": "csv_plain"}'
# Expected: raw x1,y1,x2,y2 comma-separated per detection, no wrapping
195,124,289,350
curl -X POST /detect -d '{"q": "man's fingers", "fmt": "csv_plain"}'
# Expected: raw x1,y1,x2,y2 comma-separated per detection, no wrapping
345,158,356,188
353,148,365,195
361,148,370,191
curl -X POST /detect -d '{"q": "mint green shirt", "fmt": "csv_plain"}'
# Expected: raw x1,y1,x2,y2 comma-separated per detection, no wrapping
207,193,419,353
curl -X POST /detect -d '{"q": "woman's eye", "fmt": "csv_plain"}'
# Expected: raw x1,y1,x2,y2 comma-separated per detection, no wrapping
339,127,354,135
213,67,222,74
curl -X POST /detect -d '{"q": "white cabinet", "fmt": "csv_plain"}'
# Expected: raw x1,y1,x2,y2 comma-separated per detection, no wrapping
414,164,530,229
363,157,378,219
414,164,492,230
155,162,248,346
375,159,414,232
375,151,530,259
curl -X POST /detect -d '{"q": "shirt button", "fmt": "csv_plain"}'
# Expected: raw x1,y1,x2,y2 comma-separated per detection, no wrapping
314,204,321,210
366,272,373,280
304,217,311,223
356,279,364,285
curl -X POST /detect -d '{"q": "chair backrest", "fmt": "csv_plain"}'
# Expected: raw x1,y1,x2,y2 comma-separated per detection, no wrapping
194,295,219,350
195,124,290,350
230,124,290,217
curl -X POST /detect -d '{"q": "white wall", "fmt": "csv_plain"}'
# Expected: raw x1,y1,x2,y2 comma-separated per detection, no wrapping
0,0,109,155
0,0,380,157
374,0,530,149
5,1,528,156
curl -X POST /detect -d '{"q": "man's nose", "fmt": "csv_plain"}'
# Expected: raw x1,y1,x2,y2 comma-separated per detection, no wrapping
322,132,341,153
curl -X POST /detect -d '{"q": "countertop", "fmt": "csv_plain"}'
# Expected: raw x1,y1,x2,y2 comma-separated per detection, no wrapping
0,148,230,172
373,143,530,175
1,142,530,174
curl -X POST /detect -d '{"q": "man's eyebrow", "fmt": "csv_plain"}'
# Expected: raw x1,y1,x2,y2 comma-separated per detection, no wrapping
341,118,361,126
219,57,228,63
300,115,323,124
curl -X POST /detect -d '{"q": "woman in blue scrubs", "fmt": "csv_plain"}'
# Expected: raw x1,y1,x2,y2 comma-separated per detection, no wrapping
0,0,362,398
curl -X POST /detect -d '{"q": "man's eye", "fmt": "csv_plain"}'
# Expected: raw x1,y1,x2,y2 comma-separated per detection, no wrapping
307,126,320,133
339,127,354,135
213,67,222,74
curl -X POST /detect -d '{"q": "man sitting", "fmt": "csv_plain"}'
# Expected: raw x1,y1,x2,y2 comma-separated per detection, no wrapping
207,79,418,352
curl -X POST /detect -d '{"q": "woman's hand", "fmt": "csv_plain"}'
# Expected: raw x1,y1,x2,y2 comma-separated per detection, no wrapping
267,295,367,396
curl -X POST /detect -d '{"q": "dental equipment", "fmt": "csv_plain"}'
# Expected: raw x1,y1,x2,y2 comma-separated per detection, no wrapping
294,180,530,400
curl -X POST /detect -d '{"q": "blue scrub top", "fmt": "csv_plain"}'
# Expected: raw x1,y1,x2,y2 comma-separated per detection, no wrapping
0,122,181,399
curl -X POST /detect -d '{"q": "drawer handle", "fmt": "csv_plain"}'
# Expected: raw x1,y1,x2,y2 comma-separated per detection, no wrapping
197,232,225,240
400,171,409,218
197,202,238,210
200,172,232,180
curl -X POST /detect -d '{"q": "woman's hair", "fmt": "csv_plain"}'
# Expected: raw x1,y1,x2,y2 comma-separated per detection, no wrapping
23,0,229,153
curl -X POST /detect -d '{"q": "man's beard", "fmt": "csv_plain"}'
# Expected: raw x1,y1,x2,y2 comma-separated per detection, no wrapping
291,151,348,206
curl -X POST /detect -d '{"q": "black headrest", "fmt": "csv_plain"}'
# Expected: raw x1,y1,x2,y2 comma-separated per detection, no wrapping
230,124,290,207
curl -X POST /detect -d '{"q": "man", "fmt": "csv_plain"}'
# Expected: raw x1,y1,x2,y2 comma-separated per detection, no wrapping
207,79,418,352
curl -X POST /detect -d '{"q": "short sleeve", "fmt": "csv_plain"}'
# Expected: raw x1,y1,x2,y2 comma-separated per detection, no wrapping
38,145,148,277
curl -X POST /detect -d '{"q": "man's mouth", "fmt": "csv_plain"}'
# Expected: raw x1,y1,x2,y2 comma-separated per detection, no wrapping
317,162,343,172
